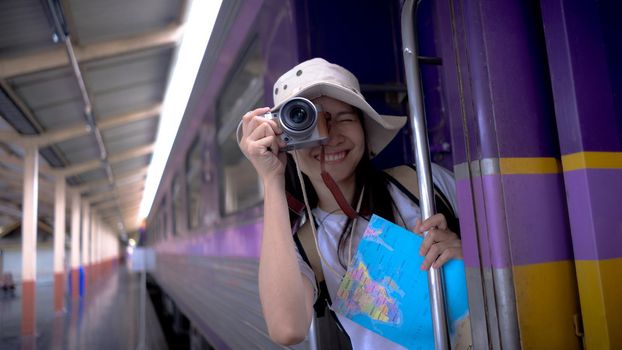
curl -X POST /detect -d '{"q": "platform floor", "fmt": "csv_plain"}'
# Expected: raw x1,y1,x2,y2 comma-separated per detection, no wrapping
0,266,168,350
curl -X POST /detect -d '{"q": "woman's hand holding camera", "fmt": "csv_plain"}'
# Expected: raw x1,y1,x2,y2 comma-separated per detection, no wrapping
239,107,288,181
412,213,462,270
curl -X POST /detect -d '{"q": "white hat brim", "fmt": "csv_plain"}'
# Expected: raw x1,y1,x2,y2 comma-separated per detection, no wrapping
273,81,407,156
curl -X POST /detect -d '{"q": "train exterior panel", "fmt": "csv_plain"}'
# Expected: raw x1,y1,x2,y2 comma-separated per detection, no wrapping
146,1,622,349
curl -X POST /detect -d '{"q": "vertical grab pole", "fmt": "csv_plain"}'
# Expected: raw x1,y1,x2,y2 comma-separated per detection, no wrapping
401,1,451,349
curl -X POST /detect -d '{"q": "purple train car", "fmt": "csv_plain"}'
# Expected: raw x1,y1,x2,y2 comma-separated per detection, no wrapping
145,1,621,349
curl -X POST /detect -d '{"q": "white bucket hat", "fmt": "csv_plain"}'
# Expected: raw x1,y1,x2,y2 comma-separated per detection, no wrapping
272,58,407,157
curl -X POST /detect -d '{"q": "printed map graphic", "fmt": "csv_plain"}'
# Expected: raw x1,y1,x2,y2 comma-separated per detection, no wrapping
334,215,469,349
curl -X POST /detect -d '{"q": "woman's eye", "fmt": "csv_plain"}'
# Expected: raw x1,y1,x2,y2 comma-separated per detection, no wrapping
338,114,356,122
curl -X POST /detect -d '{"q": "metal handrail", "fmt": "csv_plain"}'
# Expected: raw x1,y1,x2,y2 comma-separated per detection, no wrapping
401,0,450,349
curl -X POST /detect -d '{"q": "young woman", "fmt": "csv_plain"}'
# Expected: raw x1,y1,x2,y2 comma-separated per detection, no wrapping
239,58,466,349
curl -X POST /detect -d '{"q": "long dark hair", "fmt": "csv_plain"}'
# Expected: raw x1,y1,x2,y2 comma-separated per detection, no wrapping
284,113,396,269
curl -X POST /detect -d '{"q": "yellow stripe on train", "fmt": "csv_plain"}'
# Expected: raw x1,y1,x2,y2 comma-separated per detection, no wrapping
561,151,622,171
499,157,561,174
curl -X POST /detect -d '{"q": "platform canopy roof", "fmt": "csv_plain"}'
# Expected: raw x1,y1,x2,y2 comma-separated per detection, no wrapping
0,0,187,236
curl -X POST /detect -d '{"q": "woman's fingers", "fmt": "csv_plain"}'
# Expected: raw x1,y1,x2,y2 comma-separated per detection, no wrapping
245,123,278,155
418,228,462,270
413,219,423,234
413,213,448,233
420,240,461,270
432,248,462,269
238,108,288,180
250,135,280,156
242,107,278,138
419,228,456,256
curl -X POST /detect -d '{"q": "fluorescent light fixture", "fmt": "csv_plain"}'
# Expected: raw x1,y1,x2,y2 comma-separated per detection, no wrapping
138,0,222,221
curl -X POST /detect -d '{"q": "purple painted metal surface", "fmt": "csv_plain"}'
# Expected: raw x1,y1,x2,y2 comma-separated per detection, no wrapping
456,178,486,268
481,175,513,268
502,174,574,265
564,169,622,260
434,0,478,164
458,172,574,267
417,1,454,170
540,0,621,154
434,0,560,163
156,220,263,258
462,0,559,158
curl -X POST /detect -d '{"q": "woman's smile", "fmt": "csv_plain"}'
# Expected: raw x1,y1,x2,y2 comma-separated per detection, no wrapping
314,150,348,163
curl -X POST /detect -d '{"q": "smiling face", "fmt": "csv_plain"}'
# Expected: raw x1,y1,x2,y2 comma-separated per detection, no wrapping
293,96,366,188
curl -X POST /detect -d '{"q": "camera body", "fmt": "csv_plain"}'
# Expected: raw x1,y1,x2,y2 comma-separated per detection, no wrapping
264,97,329,151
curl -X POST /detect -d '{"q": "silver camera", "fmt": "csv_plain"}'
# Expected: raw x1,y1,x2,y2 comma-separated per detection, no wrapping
264,97,329,151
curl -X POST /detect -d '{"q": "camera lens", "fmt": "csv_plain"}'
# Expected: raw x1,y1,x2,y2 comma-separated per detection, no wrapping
279,97,317,137
290,107,307,124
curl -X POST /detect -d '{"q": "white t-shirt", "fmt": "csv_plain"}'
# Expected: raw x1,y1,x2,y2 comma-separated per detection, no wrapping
296,164,457,350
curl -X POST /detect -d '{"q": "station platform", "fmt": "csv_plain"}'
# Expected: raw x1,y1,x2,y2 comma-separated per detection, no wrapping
0,266,168,350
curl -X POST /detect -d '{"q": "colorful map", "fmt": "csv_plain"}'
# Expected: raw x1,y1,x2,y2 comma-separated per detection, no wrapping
334,215,470,350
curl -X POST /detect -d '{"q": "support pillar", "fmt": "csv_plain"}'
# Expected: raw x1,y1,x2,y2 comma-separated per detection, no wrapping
81,201,90,295
21,146,38,336
53,177,66,313
90,215,97,284
70,191,80,300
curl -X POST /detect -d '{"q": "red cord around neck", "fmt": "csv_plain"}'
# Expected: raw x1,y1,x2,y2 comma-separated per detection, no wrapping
320,146,358,219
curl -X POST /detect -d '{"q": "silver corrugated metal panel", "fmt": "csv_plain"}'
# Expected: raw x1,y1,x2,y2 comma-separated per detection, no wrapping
77,167,107,183
9,68,84,131
102,119,157,154
67,0,182,45
0,87,37,134
10,69,82,112
83,47,173,93
35,101,84,130
55,134,100,164
0,0,59,58
92,81,166,118
111,155,151,175
83,48,172,120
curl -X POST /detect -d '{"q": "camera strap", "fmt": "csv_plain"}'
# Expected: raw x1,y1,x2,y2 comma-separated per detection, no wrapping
319,146,358,219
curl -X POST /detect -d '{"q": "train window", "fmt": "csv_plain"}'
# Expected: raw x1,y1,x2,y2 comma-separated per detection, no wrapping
186,137,203,230
152,212,157,244
216,39,264,215
160,196,167,241
172,172,184,235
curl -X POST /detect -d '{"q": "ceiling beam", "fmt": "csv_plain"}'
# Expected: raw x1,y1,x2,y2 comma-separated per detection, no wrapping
0,204,22,218
0,25,182,79
98,202,139,216
0,153,55,176
74,166,148,193
88,185,144,204
53,143,154,177
94,191,142,209
0,167,54,186
0,194,56,218
0,104,161,147
102,216,139,233
101,209,139,222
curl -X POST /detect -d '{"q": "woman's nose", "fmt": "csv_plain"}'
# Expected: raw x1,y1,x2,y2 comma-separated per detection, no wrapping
325,122,343,145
